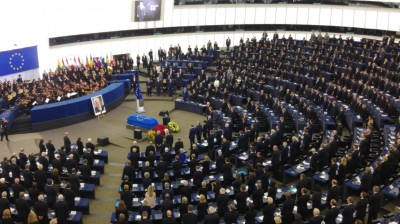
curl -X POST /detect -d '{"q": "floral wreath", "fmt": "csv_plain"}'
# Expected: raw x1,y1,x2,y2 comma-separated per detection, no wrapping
167,121,180,133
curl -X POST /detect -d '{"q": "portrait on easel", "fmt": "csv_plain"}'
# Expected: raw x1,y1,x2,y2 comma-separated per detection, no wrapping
91,95,106,116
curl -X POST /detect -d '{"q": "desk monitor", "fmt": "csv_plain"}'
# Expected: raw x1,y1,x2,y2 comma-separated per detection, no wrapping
91,95,106,116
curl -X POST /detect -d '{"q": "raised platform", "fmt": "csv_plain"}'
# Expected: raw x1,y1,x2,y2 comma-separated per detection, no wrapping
31,83,125,131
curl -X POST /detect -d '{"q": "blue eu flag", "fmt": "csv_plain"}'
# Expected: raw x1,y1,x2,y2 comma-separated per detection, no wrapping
136,83,144,106
0,46,39,77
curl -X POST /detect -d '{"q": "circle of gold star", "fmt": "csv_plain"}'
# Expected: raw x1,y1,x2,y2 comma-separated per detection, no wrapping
9,53,25,71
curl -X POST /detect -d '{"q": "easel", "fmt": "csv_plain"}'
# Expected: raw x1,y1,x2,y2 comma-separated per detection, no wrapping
97,112,106,119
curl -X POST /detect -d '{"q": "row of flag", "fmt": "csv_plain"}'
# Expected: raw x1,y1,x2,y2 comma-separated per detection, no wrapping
57,54,113,70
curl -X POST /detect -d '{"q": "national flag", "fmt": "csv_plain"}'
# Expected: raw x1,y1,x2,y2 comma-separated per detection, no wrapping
101,57,106,67
89,54,94,68
57,58,62,70
66,58,69,67
62,58,65,67
106,54,109,65
74,56,77,66
135,83,144,106
85,55,89,67
78,57,82,65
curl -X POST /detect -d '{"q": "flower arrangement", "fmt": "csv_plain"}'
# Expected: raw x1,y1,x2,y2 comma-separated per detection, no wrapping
168,121,180,133
147,130,156,142
154,124,167,135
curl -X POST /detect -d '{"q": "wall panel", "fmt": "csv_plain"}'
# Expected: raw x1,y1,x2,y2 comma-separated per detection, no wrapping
331,8,343,27
319,8,331,26
296,7,309,25
225,8,235,25
245,7,256,24
235,7,246,25
286,8,297,25
365,10,378,30
275,7,287,24
265,7,276,24
308,8,320,26
377,11,389,30
255,7,266,24
206,8,216,26
215,8,226,25
342,9,355,27
354,10,366,28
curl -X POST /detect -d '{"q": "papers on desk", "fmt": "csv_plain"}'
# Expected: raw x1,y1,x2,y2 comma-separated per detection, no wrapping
75,197,80,201
277,189,282,193
226,188,231,194
91,171,96,176
133,198,139,202
135,215,141,220
71,211,77,216
80,183,85,189
94,159,99,165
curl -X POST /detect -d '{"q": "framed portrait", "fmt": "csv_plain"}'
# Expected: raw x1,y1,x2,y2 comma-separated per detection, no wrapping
91,95,106,116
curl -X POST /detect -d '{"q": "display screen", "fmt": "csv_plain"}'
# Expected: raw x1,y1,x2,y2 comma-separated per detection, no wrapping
132,0,162,22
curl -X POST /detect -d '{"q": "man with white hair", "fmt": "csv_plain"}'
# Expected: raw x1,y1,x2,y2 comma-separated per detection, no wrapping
54,194,70,224
65,154,78,174
0,178,9,197
204,206,219,223
216,188,229,217
38,152,50,171
85,138,95,153
0,191,10,215
34,194,48,223
130,140,140,154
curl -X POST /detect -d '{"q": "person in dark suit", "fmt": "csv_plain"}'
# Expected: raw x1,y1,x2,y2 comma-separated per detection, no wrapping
281,192,295,224
65,154,78,174
35,164,47,192
79,159,92,183
193,165,203,189
342,197,356,224
252,182,264,210
162,210,176,224
173,137,184,154
360,167,373,193
120,185,133,210
368,186,383,224
161,194,174,218
356,192,368,221
64,132,72,153
224,203,239,224
46,139,56,162
324,199,339,224
262,197,276,224
11,178,25,200
221,158,233,187
271,145,281,179
0,192,10,219
204,206,219,224
68,168,80,196
189,125,196,148
21,164,33,189
226,37,231,51
15,192,31,222
309,208,324,224
195,122,202,143
0,118,9,141
180,180,192,203
326,179,340,208
181,204,197,224
236,184,248,214
297,188,310,219
44,179,57,209
63,183,76,210
34,194,48,224
216,188,230,217
54,194,70,224
129,147,140,169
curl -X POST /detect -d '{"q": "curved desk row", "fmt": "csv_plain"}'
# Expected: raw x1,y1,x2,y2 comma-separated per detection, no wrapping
31,83,125,131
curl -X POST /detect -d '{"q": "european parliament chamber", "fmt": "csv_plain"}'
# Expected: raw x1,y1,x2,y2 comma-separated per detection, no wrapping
1,0,400,224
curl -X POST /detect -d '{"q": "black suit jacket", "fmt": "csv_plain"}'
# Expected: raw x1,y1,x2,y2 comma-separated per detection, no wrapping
356,198,368,220
224,210,239,224
204,213,219,224
324,206,339,224
309,215,324,224
262,203,276,224
326,185,340,205
161,217,176,224
369,192,383,213
342,204,356,224
181,213,198,224
216,194,230,216
15,198,30,221
0,198,10,217
54,201,70,221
